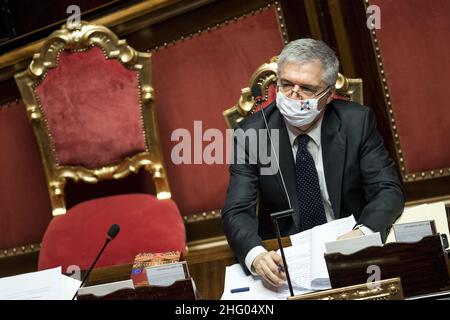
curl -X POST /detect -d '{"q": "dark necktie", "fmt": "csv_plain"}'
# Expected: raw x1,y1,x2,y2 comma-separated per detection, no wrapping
295,134,327,231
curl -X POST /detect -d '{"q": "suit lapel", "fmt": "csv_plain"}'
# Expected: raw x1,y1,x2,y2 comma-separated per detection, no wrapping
321,104,346,218
271,111,300,229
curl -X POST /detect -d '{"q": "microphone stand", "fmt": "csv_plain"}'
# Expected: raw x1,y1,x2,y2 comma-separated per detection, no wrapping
72,237,112,300
271,209,295,297
253,89,295,298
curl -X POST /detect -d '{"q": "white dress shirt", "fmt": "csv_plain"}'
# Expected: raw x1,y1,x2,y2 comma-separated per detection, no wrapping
245,116,373,274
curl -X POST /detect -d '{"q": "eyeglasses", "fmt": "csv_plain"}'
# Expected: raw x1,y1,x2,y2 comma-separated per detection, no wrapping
278,82,329,98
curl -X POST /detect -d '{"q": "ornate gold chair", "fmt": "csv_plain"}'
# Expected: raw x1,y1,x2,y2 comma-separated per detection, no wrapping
223,56,363,128
14,22,185,271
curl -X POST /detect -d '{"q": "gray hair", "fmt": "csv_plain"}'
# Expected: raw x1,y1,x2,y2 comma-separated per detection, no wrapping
277,38,340,87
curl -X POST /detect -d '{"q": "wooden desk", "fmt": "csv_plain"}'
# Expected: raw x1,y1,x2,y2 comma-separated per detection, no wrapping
86,237,292,299
85,237,449,300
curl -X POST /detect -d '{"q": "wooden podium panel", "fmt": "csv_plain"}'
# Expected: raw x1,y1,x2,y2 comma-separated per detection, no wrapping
325,235,450,297
77,279,196,300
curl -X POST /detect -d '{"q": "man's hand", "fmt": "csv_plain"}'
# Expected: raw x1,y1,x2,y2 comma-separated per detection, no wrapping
337,228,364,240
252,251,286,287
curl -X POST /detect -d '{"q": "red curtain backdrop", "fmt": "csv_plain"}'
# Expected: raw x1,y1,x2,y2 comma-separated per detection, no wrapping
372,0,450,174
152,7,284,216
0,101,52,249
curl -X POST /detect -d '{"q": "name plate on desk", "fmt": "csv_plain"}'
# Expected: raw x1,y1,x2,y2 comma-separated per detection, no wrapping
146,261,190,286
393,220,436,243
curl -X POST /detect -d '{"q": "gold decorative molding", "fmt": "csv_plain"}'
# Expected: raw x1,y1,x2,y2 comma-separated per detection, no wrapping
150,1,289,52
223,57,278,129
223,56,364,129
0,243,41,259
0,98,20,108
14,22,171,216
29,29,141,78
275,2,289,45
335,71,364,105
183,209,222,223
0,0,178,69
289,277,404,300
187,235,228,253
94,0,179,29
365,0,450,183
1,1,285,70
55,152,161,182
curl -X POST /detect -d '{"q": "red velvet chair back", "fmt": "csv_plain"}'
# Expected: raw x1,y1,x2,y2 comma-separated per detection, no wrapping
15,22,172,217
35,46,146,169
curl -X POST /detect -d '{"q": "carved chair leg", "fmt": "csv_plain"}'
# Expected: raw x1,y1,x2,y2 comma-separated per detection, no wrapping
148,164,171,200
49,180,67,216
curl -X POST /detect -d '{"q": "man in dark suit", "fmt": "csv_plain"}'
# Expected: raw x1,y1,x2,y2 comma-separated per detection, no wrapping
221,39,404,287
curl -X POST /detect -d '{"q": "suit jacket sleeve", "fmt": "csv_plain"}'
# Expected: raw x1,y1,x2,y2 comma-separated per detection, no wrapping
356,108,405,241
222,126,264,269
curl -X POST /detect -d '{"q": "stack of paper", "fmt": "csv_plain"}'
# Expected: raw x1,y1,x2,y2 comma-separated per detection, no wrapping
325,232,382,255
221,264,312,300
221,215,359,299
0,267,81,300
286,215,357,291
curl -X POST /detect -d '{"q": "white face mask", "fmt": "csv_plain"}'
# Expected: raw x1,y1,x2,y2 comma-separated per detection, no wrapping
276,88,330,127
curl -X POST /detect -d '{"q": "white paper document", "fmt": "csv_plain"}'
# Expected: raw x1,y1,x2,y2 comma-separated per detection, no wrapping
221,264,312,300
61,274,82,300
222,216,359,299
325,232,382,255
77,279,134,298
0,267,81,300
287,215,357,290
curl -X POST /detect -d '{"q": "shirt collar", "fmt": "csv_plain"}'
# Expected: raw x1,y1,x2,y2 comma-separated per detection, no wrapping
285,116,323,148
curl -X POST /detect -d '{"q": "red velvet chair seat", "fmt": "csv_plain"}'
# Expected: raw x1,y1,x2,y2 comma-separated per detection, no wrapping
38,194,186,271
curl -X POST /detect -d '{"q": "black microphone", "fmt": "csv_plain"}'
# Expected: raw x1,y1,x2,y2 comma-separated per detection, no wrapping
251,84,264,105
107,223,120,240
72,223,120,300
252,84,295,297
